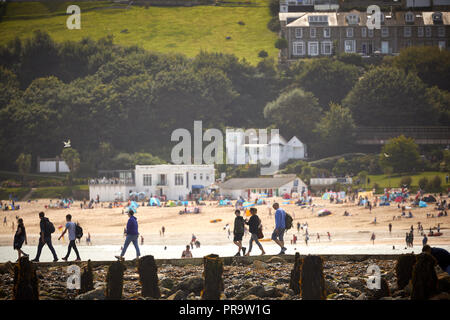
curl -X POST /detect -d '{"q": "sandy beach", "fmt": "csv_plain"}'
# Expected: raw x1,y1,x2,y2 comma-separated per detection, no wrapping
0,196,449,262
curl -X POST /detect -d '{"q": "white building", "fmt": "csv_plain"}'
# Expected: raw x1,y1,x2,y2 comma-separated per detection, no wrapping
219,174,307,199
89,164,215,202
310,177,353,187
37,157,70,173
225,129,307,166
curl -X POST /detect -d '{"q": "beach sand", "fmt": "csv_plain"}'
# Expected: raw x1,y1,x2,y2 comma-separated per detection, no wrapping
0,196,449,262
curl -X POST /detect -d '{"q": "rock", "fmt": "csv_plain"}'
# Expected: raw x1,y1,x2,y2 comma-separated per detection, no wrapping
437,273,450,293
404,281,412,295
160,278,174,289
167,290,188,300
263,286,283,298
242,280,253,289
267,256,286,264
75,288,105,300
246,285,266,298
173,277,203,295
94,282,106,289
429,292,450,300
356,293,367,300
366,278,390,300
253,260,268,270
187,292,196,300
159,287,171,297
348,277,366,291
379,296,394,300
325,280,339,294
0,262,14,275
243,294,259,300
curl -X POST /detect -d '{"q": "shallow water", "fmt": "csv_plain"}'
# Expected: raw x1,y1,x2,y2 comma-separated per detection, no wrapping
1,243,449,263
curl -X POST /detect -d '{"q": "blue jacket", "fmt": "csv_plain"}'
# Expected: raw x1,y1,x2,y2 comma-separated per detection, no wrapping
275,209,286,229
126,216,139,235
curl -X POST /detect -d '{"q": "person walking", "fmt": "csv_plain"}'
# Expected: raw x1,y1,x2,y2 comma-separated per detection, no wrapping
233,210,246,256
388,223,392,234
244,208,265,256
13,218,28,261
32,212,58,262
115,210,140,261
86,232,92,246
58,214,81,262
272,203,287,255
422,234,428,246
370,232,376,245
409,230,414,247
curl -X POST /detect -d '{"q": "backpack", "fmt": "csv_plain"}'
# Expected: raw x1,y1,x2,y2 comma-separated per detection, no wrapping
285,212,293,230
45,218,55,234
75,224,83,239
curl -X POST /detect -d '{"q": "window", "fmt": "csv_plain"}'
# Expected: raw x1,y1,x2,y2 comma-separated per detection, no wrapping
361,27,367,38
323,27,330,38
346,14,359,25
405,40,412,48
293,41,305,56
381,27,389,37
425,27,432,37
193,173,197,180
405,12,414,23
310,27,317,38
344,40,356,53
200,173,203,180
439,41,446,50
438,27,445,37
346,28,354,38
321,41,332,55
308,15,328,24
368,29,374,38
404,26,412,37
143,174,152,186
418,27,424,37
175,173,184,186
295,28,303,38
206,174,210,181
308,42,319,56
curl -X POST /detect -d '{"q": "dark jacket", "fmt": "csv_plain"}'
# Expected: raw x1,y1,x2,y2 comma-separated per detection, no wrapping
431,247,450,271
245,215,260,234
40,217,51,237
234,216,245,234
126,216,139,235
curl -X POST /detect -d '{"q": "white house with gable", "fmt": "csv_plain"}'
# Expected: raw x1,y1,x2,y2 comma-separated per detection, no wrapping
225,129,307,166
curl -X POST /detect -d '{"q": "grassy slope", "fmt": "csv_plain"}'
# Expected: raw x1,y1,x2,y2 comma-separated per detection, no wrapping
0,1,277,64
367,171,450,189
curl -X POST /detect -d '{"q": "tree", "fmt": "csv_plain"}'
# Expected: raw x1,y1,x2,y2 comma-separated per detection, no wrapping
314,103,356,157
275,38,288,50
258,50,268,59
391,46,450,91
61,148,80,185
358,170,368,187
343,67,440,126
379,136,420,173
15,153,31,184
297,58,360,108
264,88,322,144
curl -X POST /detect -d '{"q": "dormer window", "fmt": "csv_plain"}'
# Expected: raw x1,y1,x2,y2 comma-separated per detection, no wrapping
405,12,414,23
346,14,360,25
432,12,443,25
308,15,329,25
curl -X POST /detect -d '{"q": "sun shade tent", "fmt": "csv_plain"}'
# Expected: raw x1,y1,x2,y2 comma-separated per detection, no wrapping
419,201,428,208
149,197,161,206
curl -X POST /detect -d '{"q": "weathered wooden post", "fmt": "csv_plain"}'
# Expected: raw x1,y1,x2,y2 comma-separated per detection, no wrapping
13,257,39,300
299,255,326,300
105,260,126,300
138,255,160,299
80,260,94,294
201,254,224,300
395,253,416,290
289,252,301,295
411,252,438,300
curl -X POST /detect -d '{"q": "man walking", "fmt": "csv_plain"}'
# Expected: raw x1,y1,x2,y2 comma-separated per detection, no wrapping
272,203,287,255
58,214,81,262
115,210,140,261
32,212,58,262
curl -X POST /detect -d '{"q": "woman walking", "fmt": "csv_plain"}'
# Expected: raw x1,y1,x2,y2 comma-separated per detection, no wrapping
13,218,28,261
244,208,265,256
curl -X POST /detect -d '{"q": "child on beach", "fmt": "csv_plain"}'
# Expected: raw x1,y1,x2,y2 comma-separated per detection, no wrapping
233,210,246,256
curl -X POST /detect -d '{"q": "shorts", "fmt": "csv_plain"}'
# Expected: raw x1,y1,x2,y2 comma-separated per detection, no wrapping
271,228,285,241
233,233,243,242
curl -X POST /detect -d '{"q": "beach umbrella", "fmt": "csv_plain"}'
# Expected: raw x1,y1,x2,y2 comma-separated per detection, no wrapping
242,202,255,208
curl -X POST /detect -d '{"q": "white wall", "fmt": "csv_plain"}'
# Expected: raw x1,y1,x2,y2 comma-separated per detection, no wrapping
39,160,70,173
89,185,131,202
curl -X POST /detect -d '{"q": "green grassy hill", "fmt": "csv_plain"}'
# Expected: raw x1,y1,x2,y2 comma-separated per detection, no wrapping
0,1,278,64
368,172,449,190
